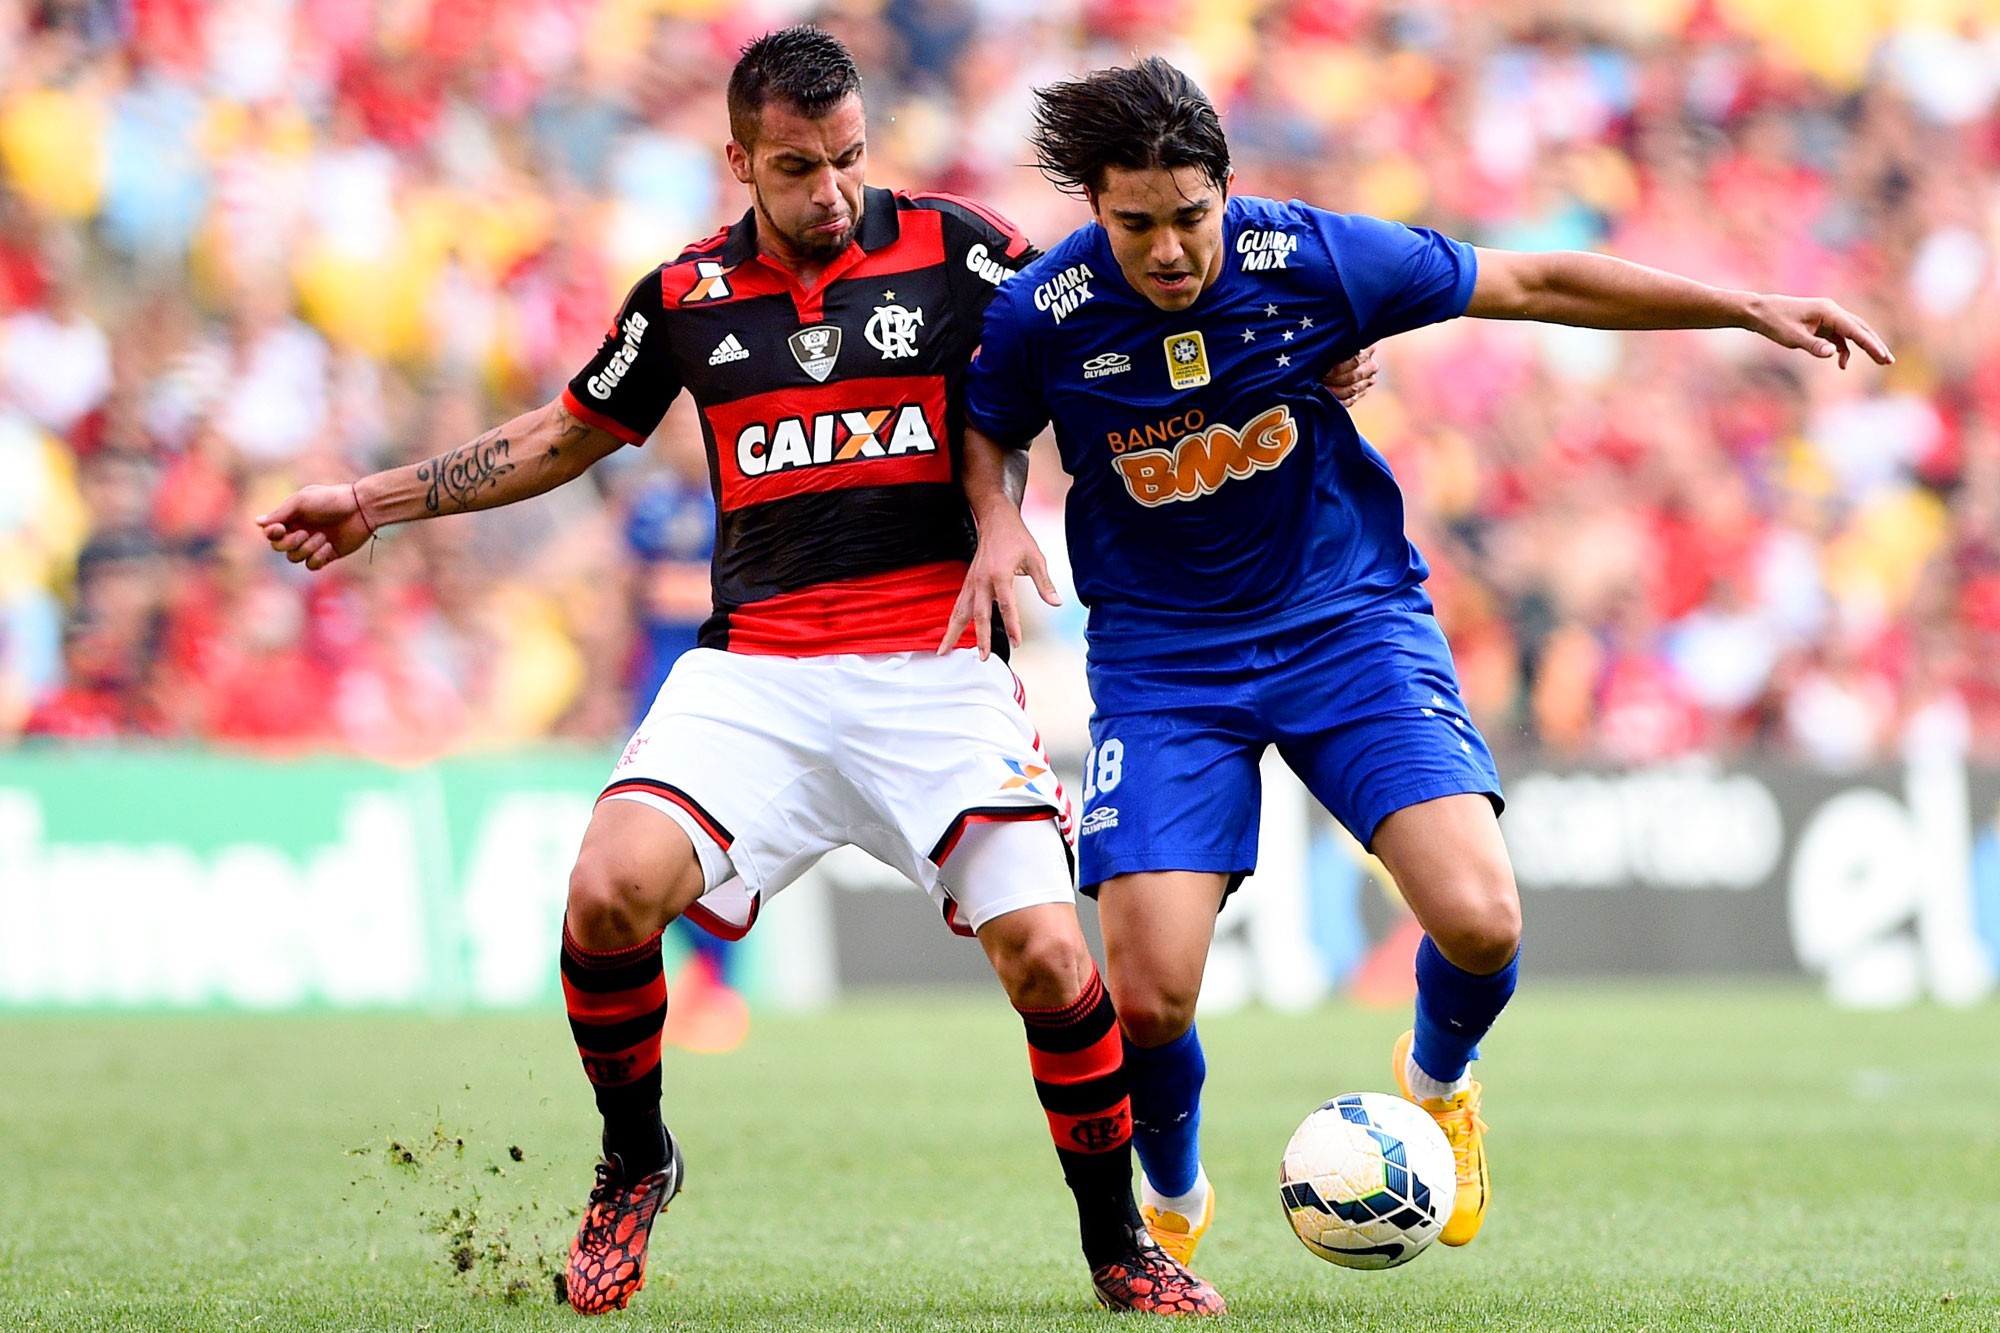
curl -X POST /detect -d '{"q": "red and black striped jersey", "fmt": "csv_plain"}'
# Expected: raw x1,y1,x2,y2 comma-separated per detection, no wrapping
561,186,1038,656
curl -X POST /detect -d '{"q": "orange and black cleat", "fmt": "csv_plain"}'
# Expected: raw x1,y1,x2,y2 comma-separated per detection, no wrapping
1090,1233,1226,1316
562,1137,685,1315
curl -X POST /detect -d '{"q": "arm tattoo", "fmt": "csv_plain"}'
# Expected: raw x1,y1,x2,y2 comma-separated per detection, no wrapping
416,430,516,514
547,404,593,463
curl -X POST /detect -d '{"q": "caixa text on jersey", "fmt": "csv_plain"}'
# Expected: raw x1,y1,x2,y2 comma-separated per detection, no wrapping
735,404,939,476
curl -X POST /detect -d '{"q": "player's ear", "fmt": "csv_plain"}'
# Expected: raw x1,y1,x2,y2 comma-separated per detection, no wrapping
725,139,753,185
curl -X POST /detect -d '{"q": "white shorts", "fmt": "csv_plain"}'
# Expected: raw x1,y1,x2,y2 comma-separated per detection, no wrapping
600,648,1076,939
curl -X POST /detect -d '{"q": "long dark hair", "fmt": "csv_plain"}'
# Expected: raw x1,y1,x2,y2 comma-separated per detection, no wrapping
727,26,863,146
1030,56,1230,198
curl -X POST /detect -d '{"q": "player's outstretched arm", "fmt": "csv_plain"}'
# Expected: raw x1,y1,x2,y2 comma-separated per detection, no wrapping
255,398,627,570
940,427,1060,659
1466,249,1893,369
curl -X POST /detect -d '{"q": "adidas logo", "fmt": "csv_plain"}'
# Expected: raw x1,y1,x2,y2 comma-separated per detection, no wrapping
709,334,749,366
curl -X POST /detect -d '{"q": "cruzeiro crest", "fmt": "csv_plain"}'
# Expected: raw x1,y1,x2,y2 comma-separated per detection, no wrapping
864,303,925,360
788,324,842,382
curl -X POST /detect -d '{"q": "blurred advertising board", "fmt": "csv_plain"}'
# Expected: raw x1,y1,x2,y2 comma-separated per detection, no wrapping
1,751,1995,1010
0,749,827,1013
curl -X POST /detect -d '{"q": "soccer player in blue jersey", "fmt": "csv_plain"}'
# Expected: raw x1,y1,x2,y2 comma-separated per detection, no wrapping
945,57,1891,1271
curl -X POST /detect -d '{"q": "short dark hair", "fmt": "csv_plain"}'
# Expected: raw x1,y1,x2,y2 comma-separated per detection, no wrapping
727,26,863,147
1030,57,1230,198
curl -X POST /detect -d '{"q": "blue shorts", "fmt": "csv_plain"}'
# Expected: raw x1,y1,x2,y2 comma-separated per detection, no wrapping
1076,600,1503,893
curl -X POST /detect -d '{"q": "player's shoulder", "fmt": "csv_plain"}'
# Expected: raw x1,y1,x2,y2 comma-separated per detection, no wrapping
895,189,1032,255
993,224,1105,327
627,224,746,310
669,225,733,268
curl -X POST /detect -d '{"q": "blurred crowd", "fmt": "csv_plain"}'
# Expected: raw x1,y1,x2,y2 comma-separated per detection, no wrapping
3,0,2000,770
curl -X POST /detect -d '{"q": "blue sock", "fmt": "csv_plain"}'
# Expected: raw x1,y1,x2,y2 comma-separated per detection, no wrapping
1123,1026,1205,1198
1412,935,1518,1084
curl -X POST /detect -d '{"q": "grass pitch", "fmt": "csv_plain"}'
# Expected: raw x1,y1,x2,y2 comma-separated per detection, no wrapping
0,986,1994,1332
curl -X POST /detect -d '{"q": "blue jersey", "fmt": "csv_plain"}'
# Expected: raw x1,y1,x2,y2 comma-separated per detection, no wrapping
964,195,1476,659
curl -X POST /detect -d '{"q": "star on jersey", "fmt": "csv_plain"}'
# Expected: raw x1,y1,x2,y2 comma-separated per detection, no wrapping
1241,329,1257,342
1282,329,1296,341
883,290,896,301
1277,354,1292,367
1300,316,1315,329
1263,303,1279,316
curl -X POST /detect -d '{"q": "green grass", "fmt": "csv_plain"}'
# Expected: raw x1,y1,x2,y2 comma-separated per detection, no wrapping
0,986,1995,1331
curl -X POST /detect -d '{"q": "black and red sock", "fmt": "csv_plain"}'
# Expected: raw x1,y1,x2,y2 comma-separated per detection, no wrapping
561,924,669,1175
1018,966,1145,1266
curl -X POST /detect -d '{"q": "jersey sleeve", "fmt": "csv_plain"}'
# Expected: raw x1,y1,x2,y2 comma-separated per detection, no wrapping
561,267,679,445
963,282,1048,450
1303,207,1478,349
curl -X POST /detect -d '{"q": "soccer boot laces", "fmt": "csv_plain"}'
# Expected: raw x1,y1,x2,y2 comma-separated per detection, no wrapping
562,1134,686,1314
1090,1228,1227,1316
1393,1028,1489,1246
1140,1171,1215,1266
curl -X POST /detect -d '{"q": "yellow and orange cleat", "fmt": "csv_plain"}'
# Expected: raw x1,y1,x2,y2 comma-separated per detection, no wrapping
1140,1175,1215,1267
1392,1028,1489,1246
562,1138,685,1314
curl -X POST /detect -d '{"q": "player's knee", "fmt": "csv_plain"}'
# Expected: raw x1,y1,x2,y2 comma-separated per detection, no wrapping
1112,981,1198,1049
566,849,681,950
989,919,1095,1010
1430,867,1521,975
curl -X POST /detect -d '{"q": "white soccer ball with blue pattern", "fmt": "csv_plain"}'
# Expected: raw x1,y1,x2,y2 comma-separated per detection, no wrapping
1278,1092,1457,1269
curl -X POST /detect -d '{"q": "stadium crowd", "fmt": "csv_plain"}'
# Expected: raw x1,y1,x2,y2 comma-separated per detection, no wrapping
3,0,1998,770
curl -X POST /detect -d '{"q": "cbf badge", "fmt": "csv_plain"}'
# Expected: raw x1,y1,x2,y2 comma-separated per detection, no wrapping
789,325,842,382
1164,331,1210,390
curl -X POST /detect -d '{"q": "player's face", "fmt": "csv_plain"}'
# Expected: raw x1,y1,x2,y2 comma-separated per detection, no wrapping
1088,164,1232,312
727,93,868,267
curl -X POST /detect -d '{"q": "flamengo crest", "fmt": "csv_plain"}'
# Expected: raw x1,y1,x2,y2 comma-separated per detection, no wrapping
865,303,925,359
789,325,842,382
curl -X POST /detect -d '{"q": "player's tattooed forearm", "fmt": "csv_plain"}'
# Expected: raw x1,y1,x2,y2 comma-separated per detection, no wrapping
417,431,516,513
546,404,594,462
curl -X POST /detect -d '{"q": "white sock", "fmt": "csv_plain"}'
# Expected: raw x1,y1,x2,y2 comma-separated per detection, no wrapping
1404,1054,1472,1103
1142,1164,1211,1219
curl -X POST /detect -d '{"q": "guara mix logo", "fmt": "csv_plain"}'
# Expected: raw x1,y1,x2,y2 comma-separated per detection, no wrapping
1111,405,1298,507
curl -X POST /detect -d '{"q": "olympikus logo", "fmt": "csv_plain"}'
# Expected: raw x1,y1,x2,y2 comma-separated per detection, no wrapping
1111,405,1298,507
709,334,749,365
1082,352,1131,380
735,404,938,478
1033,263,1094,323
966,243,1014,286
1237,229,1298,270
587,312,649,400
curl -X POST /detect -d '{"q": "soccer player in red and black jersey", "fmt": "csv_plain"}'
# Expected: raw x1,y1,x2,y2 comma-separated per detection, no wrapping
257,26,1226,1317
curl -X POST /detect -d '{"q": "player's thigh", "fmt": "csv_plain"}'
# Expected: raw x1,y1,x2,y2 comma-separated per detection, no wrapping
1075,707,1265,895
838,652,1078,933
596,648,850,935
1096,869,1229,1046
1370,792,1519,973
567,796,708,948
1272,612,1503,852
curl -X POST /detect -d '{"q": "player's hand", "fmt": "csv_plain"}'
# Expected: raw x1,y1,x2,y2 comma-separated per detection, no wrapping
939,509,1060,660
1323,346,1378,407
254,484,375,571
1744,295,1893,370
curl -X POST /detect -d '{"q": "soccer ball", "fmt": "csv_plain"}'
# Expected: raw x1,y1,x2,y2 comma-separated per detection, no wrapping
1278,1092,1457,1270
